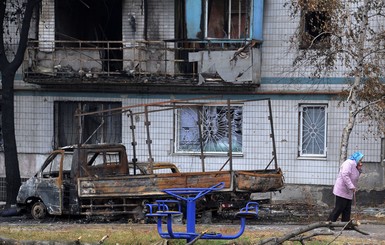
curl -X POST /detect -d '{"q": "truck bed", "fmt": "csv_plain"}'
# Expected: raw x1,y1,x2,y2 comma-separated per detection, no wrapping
77,169,284,198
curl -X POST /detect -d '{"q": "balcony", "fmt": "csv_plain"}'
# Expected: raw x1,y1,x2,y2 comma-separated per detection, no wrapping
23,39,261,93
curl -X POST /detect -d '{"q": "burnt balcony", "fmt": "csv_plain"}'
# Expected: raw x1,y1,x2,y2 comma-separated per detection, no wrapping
23,39,261,93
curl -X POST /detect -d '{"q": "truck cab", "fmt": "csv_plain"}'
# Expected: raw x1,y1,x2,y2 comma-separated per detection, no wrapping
17,144,130,219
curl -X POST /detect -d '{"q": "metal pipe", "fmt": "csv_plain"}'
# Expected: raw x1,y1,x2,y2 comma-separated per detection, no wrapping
128,110,138,175
267,99,278,170
227,99,233,172
197,106,205,172
144,106,154,174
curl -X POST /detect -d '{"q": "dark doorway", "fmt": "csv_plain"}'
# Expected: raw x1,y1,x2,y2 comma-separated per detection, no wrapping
55,0,123,72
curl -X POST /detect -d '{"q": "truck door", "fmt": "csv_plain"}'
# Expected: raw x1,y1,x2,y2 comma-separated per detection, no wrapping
35,150,66,215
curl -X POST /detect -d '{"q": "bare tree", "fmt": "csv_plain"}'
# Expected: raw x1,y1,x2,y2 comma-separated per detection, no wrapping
287,0,385,163
0,0,40,207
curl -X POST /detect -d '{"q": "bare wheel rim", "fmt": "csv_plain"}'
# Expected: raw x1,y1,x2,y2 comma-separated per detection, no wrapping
31,201,47,220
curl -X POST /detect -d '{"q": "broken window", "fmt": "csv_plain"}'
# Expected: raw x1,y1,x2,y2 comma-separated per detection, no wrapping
54,101,122,147
299,1,332,49
299,104,327,157
86,151,121,167
205,0,251,39
176,105,243,153
41,152,63,178
39,151,72,178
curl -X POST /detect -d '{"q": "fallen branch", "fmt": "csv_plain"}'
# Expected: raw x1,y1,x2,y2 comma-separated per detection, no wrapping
186,230,208,245
98,235,109,244
256,220,369,245
289,231,334,242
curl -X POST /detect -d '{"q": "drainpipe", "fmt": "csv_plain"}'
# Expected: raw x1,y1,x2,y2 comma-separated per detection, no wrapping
143,0,148,40
381,137,385,162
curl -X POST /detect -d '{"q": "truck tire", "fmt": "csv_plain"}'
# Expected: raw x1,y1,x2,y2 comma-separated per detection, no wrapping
31,201,47,220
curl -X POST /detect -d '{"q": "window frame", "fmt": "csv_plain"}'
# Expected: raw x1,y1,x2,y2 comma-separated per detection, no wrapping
175,104,243,155
204,0,252,40
298,104,328,158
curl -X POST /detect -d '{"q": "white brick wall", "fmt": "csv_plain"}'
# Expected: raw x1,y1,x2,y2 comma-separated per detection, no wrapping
146,0,175,40
122,0,145,40
9,94,382,185
262,0,348,78
39,0,55,52
122,0,175,41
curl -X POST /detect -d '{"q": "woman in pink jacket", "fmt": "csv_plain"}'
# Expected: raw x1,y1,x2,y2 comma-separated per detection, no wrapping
327,151,364,222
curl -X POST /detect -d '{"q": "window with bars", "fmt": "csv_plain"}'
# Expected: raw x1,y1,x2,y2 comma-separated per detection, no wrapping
205,0,251,39
176,105,243,153
54,101,122,147
299,104,327,157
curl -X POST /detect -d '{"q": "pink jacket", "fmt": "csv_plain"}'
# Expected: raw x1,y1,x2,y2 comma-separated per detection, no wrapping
333,159,360,200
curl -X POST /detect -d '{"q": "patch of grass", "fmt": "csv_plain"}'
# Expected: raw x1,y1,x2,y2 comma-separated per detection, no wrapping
0,223,381,245
0,223,288,244
0,224,160,244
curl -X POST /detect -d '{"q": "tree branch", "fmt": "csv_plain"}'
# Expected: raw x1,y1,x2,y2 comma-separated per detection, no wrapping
353,95,385,117
0,0,9,68
256,221,368,245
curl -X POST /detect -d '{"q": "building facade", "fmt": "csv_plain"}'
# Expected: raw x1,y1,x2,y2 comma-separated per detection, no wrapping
1,0,384,205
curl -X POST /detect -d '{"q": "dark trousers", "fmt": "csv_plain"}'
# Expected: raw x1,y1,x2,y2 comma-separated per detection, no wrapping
327,195,352,222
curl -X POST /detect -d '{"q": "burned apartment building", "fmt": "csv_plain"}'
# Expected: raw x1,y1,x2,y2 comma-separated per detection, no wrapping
0,0,384,206
24,0,264,91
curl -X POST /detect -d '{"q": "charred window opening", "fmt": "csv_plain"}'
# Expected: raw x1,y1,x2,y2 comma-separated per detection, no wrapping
206,0,250,39
177,106,243,153
55,0,122,43
55,0,123,71
300,11,331,49
54,101,122,148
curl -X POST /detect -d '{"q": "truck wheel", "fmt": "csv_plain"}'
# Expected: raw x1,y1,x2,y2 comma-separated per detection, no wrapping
31,201,47,220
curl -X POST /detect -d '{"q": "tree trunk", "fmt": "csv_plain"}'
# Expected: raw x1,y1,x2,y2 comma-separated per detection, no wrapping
338,0,369,165
0,0,40,207
1,71,21,207
339,91,358,164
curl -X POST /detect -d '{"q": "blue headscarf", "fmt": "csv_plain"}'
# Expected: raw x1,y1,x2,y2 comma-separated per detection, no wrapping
349,151,364,163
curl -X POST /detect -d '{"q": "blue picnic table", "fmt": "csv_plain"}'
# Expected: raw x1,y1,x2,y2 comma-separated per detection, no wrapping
146,182,259,243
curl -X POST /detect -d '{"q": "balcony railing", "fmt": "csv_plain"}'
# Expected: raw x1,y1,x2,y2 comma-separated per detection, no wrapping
23,39,256,84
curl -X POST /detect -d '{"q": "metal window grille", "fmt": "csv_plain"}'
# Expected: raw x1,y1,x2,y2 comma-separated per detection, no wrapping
299,104,327,157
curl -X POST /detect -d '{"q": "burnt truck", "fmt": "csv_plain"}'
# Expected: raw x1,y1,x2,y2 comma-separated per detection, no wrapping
16,98,284,220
